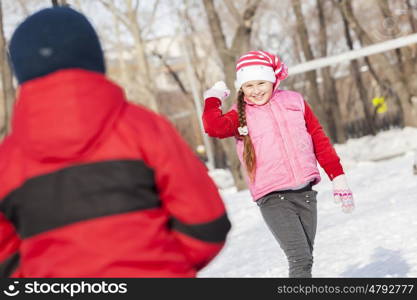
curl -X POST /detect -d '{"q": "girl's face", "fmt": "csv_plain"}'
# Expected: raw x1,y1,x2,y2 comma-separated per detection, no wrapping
241,80,274,105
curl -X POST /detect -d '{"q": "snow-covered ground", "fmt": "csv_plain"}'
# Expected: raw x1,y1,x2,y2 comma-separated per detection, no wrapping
201,127,417,278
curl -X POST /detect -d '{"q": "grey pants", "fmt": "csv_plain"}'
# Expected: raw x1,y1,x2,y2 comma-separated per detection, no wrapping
257,188,318,278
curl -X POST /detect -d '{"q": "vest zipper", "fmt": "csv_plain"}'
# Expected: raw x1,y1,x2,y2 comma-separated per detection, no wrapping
267,101,299,183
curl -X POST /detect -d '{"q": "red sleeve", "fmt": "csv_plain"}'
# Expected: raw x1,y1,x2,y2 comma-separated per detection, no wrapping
0,139,21,277
304,100,344,180
202,98,239,138
0,213,20,277
145,114,231,270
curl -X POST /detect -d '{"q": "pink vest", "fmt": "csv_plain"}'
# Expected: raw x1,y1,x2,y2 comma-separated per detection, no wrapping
233,90,321,200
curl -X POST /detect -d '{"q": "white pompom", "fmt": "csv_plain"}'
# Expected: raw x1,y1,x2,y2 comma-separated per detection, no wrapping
213,81,227,90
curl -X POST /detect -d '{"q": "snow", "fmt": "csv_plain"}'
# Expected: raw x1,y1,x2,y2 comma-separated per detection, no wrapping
200,127,417,277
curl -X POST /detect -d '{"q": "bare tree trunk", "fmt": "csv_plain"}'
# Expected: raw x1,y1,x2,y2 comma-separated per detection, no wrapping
52,0,67,6
114,14,129,87
292,0,329,134
203,0,261,107
203,0,234,104
100,0,159,112
129,11,159,112
179,2,227,172
376,0,414,91
0,0,15,138
405,0,417,79
179,2,211,95
406,0,417,33
202,0,261,190
152,49,206,151
360,1,405,122
364,55,404,126
316,0,346,143
338,0,417,127
339,4,376,135
152,51,189,95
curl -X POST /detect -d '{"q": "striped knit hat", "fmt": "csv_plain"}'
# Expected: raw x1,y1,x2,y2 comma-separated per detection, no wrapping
235,50,288,89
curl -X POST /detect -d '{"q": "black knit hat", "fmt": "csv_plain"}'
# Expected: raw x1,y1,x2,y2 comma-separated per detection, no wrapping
9,6,105,84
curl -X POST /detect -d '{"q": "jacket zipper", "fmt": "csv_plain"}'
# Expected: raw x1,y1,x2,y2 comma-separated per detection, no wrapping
267,101,299,183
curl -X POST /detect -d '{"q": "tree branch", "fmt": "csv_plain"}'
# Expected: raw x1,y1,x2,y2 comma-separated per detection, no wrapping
224,0,243,26
230,0,261,54
202,0,230,64
99,0,136,34
152,50,189,95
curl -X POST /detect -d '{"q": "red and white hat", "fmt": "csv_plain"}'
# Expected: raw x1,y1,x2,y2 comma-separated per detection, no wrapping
235,50,288,89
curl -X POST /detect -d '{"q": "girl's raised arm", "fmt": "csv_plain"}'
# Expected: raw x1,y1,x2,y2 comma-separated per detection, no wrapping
202,82,239,138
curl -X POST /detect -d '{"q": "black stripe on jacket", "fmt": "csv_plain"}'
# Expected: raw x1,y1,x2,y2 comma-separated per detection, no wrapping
169,213,231,243
0,252,20,278
0,160,160,239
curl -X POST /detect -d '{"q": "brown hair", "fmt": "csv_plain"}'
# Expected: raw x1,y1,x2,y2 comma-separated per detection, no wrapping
237,89,257,182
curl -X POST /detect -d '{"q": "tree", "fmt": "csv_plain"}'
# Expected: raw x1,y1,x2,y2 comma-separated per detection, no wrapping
337,0,377,135
337,0,417,127
316,0,346,143
202,0,262,190
52,0,68,6
291,0,329,135
178,1,213,97
203,0,261,102
99,0,160,112
0,0,15,138
375,0,417,95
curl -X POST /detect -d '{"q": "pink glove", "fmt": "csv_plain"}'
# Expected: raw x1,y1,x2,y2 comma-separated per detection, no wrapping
332,175,354,213
203,81,230,101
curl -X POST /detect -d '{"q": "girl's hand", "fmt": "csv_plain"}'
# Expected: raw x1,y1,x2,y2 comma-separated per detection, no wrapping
332,175,354,213
203,81,230,102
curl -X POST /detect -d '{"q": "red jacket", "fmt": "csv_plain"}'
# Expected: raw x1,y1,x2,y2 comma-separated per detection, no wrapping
0,69,230,278
202,96,344,184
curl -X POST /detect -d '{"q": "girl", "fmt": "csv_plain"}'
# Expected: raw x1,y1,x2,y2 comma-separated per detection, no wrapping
202,50,354,278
